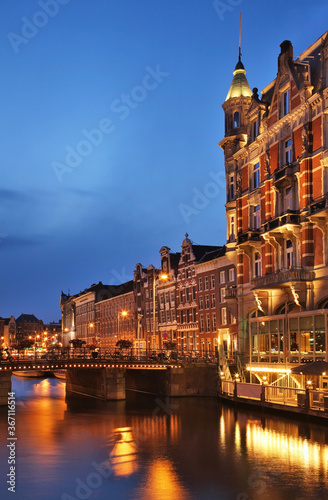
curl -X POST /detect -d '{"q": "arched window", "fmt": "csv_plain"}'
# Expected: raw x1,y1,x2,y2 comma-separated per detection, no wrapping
233,111,240,128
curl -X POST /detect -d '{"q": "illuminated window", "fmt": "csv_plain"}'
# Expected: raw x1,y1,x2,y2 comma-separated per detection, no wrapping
199,296,203,310
220,271,226,284
220,288,226,303
212,313,217,331
229,268,235,281
230,215,235,238
198,278,203,292
221,308,227,325
200,315,204,333
211,275,215,289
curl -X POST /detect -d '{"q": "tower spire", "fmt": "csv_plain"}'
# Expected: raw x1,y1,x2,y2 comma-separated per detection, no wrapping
239,12,242,62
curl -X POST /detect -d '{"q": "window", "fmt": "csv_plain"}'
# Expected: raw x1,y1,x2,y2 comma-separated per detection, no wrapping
180,310,184,323
192,308,197,322
186,309,190,323
199,296,203,310
221,308,227,325
212,313,217,331
252,119,259,140
200,315,204,333
233,111,240,128
231,314,237,324
165,292,170,303
204,277,209,290
253,162,260,189
180,290,183,303
251,204,260,229
284,186,293,211
171,310,176,322
198,278,203,292
161,311,165,323
230,175,235,200
229,268,235,282
284,138,292,164
166,311,170,322
205,295,210,309
254,252,261,277
170,291,175,304
206,314,211,332
160,294,164,305
286,240,293,268
281,89,290,117
230,215,235,239
186,288,190,302
220,271,226,284
192,286,196,300
211,275,215,289
220,288,226,303
211,293,216,308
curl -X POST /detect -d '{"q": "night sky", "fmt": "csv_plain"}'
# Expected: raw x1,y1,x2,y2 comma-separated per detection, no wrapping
1,0,327,322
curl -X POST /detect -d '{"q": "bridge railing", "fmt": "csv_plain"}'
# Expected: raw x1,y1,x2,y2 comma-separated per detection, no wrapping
0,347,225,365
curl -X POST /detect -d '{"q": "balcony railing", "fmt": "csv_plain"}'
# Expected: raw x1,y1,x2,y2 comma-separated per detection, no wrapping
252,267,315,288
225,286,237,299
237,229,261,245
273,161,299,183
309,194,328,215
263,210,300,233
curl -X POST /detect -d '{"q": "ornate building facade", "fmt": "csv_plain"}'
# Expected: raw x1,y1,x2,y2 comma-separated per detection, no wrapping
220,33,328,381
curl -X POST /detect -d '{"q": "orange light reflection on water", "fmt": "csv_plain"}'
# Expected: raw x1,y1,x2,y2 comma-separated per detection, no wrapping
133,458,190,500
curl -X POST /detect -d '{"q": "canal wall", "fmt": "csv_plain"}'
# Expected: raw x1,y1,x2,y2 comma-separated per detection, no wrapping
66,368,125,400
125,365,218,397
0,373,12,405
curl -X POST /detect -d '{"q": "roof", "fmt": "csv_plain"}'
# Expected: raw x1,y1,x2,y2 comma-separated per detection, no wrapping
197,246,226,263
16,314,41,323
191,245,223,262
226,58,252,101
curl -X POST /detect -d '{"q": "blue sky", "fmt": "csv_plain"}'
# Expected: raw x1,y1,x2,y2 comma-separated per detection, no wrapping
1,0,327,322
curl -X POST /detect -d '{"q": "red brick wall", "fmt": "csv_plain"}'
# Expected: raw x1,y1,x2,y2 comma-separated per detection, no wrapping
312,117,322,153
312,155,322,200
270,143,279,173
314,227,324,266
293,127,303,160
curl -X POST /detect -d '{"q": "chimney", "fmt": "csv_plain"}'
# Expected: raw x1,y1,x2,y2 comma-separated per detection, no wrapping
278,40,293,70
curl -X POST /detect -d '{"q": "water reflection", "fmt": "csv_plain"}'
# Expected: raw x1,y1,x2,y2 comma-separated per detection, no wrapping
0,379,328,500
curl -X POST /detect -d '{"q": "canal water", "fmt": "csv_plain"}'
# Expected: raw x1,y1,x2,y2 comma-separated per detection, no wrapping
0,377,328,500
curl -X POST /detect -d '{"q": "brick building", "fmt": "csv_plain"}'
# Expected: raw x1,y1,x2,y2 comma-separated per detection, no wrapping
15,314,44,344
194,248,237,355
95,281,134,349
220,32,328,380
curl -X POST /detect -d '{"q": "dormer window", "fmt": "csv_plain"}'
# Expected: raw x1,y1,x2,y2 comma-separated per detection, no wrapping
252,119,259,140
281,89,290,117
233,111,240,128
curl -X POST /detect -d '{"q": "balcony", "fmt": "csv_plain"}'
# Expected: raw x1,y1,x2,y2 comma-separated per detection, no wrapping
237,229,261,245
263,210,300,233
225,286,237,299
273,161,299,184
252,267,315,288
309,194,328,216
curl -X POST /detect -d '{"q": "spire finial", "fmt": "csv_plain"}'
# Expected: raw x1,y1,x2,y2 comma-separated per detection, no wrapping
238,12,242,62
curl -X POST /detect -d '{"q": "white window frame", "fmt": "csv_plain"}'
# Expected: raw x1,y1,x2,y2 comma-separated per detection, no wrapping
253,162,260,189
220,271,226,284
221,308,227,326
229,268,235,282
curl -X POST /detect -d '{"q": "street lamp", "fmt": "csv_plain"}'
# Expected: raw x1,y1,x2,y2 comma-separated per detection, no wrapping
117,311,128,343
152,271,168,350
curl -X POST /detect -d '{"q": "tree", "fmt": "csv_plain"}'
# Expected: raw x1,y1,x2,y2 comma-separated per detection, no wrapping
116,340,132,349
164,341,177,350
18,339,35,349
69,339,86,348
